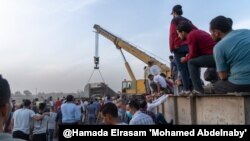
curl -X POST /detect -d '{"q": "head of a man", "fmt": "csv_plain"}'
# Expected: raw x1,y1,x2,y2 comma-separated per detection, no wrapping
116,99,127,111
0,75,12,131
139,100,148,111
176,21,193,41
209,15,233,42
38,103,47,113
102,103,118,125
145,94,153,103
148,74,154,81
66,95,74,102
128,99,140,115
23,99,31,108
171,4,183,17
147,60,154,67
169,55,174,62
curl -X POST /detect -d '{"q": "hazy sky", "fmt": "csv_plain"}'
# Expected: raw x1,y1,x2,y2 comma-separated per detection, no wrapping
1,0,250,93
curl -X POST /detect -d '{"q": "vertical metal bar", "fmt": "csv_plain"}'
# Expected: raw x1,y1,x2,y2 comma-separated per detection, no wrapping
95,32,99,57
190,96,197,125
174,96,178,124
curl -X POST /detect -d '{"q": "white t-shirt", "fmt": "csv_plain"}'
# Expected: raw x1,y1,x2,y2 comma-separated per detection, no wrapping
153,75,167,88
12,108,35,134
147,95,169,114
33,114,49,134
48,112,57,129
49,100,54,107
149,65,161,76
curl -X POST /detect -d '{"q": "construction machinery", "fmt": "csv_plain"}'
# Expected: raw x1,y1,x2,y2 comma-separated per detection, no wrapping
93,24,171,95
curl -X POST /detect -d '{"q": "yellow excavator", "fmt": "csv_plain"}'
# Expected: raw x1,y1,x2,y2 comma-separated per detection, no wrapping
93,24,171,95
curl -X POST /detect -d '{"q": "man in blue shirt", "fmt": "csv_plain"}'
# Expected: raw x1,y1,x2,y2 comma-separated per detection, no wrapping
61,95,81,124
210,16,250,93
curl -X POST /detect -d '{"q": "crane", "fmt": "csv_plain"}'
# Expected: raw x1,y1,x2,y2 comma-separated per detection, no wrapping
93,24,171,95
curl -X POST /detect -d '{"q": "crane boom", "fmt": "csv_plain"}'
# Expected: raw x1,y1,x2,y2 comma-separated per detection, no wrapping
93,24,171,77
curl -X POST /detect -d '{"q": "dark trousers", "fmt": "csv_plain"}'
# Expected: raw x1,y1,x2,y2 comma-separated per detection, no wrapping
188,55,216,93
48,129,54,141
214,80,250,94
13,131,30,141
174,45,192,91
33,133,47,141
149,81,167,93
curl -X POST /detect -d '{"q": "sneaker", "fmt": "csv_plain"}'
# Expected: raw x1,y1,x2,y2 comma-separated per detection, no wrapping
189,90,202,96
178,90,191,96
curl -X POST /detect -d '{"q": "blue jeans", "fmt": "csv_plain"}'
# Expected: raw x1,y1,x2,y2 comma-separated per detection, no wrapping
188,55,216,93
174,45,192,91
48,129,54,141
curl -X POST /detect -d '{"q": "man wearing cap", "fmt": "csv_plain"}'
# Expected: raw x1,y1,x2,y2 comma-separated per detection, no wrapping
169,5,197,94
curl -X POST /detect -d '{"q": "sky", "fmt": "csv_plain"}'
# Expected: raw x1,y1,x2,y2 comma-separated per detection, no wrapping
1,0,250,94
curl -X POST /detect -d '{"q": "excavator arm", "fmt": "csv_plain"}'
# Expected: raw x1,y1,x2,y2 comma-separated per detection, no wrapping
93,24,171,77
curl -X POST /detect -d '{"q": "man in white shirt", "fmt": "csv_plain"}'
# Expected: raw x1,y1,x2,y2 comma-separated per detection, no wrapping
147,60,161,76
12,100,48,141
47,107,57,141
32,103,50,141
146,94,168,114
148,74,168,94
146,94,169,124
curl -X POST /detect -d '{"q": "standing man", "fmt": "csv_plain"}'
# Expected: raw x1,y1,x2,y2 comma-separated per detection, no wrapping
176,21,216,94
209,16,250,93
32,103,49,141
61,95,81,125
101,103,127,125
128,100,154,125
12,99,47,141
169,5,197,94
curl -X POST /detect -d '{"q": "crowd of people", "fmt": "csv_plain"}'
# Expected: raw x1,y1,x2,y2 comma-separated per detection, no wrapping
0,75,170,141
1,3,250,141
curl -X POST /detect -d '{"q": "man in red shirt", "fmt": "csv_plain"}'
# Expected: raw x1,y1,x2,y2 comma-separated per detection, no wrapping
177,21,216,94
169,5,197,94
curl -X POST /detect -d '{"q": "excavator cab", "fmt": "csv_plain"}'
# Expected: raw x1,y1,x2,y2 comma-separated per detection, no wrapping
121,79,146,94
122,80,135,94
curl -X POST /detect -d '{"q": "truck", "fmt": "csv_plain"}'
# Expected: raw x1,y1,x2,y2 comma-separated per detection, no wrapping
93,24,171,95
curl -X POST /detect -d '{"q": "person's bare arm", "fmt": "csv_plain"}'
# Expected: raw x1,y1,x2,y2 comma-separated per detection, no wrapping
32,112,49,121
218,71,228,80
10,118,14,131
156,83,161,93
